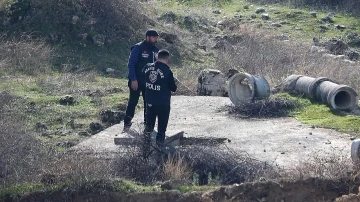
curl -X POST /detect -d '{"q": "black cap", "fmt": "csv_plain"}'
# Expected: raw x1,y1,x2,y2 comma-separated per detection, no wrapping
146,29,159,37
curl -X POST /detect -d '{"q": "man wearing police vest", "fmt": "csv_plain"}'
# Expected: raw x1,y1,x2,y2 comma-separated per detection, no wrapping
123,29,159,132
142,49,177,153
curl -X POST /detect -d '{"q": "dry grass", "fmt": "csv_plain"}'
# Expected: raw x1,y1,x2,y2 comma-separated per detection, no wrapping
0,35,53,75
178,23,360,93
40,152,113,185
276,149,353,181
162,154,192,181
0,91,50,187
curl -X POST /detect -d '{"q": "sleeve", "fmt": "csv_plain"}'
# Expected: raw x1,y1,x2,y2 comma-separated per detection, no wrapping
168,71,177,92
127,45,140,81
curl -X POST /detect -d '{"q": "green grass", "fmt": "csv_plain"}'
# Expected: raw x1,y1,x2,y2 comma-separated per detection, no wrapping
0,75,129,146
157,0,360,45
277,93,360,135
0,179,157,201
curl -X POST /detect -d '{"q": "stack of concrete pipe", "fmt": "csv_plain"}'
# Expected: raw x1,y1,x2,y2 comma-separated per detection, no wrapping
227,73,358,111
227,72,271,105
280,75,358,111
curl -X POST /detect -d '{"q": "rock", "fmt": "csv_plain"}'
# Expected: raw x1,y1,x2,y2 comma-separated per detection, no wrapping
106,68,115,76
197,69,227,97
262,13,270,20
159,11,177,23
59,95,75,106
336,25,346,30
100,109,125,125
213,10,221,14
351,137,356,140
250,14,257,19
321,16,334,23
71,15,79,24
55,141,75,148
279,21,287,24
323,39,349,55
89,122,103,134
346,50,360,61
92,34,107,46
271,23,282,27
244,5,249,9
310,11,317,17
160,32,177,44
36,122,47,131
255,8,265,14
226,68,240,79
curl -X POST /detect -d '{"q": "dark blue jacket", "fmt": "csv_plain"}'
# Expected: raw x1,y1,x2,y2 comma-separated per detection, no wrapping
127,40,159,85
143,61,177,106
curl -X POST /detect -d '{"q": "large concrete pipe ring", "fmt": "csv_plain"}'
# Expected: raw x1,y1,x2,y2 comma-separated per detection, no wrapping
228,72,270,105
316,81,358,111
281,75,358,111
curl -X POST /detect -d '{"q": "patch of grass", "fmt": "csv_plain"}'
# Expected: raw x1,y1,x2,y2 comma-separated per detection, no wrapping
157,0,360,43
0,75,129,146
277,93,360,135
0,179,155,201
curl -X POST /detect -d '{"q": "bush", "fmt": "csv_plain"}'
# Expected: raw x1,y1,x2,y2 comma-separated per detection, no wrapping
221,97,299,118
0,91,49,187
0,35,53,75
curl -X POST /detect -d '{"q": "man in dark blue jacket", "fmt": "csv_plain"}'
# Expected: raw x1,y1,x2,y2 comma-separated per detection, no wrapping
142,49,177,152
123,29,159,132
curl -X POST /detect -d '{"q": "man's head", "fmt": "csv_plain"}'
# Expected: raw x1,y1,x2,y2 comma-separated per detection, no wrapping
156,49,170,64
145,29,159,45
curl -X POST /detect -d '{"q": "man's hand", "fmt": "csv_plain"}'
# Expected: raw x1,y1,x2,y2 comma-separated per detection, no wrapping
131,80,138,91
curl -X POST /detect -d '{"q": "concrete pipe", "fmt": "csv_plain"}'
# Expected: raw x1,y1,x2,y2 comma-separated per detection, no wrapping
228,72,270,105
282,75,359,111
315,81,358,111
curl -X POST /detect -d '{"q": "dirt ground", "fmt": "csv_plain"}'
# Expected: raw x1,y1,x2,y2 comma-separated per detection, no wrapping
73,95,353,169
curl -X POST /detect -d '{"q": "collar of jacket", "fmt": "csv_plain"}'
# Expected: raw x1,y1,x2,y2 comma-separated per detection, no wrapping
155,61,170,68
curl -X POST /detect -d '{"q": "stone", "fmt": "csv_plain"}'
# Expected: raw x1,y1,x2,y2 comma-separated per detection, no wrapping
320,25,329,30
321,16,334,23
59,95,74,106
255,8,265,14
310,11,317,17
262,13,270,20
90,122,103,134
100,109,125,125
336,25,346,30
197,69,227,97
213,10,221,14
71,15,79,24
244,5,249,9
250,14,257,19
